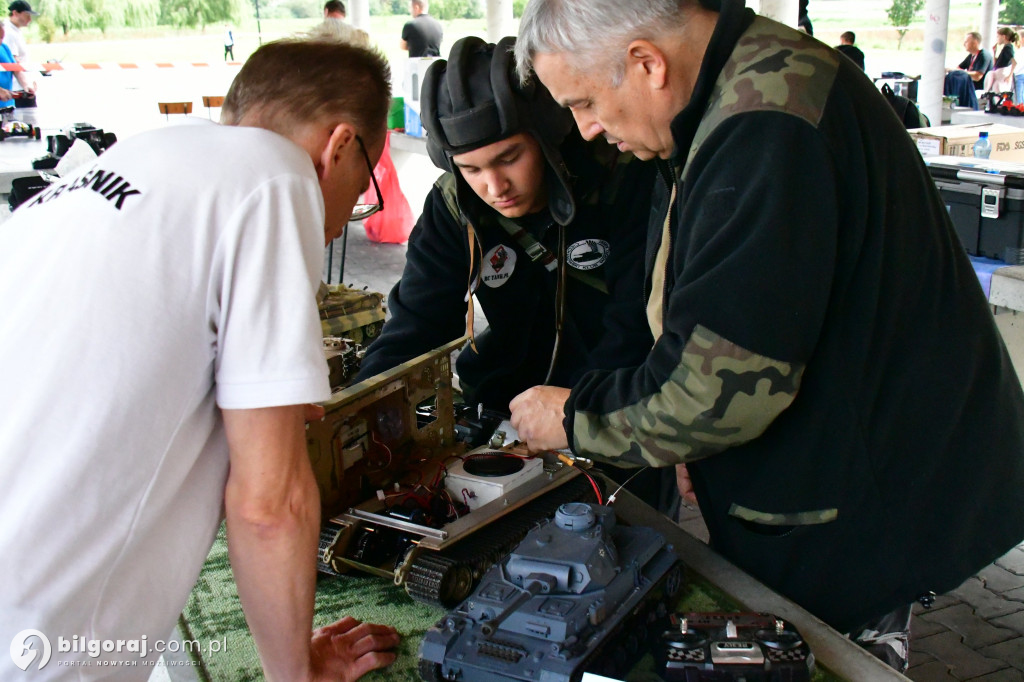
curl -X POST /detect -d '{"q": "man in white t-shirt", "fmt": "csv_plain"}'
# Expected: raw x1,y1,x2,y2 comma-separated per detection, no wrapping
3,0,36,95
0,39,398,681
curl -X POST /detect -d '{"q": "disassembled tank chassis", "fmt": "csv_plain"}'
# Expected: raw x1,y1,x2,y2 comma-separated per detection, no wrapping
308,339,598,607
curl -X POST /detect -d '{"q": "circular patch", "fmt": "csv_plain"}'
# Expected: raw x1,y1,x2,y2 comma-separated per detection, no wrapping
566,239,610,270
481,244,517,288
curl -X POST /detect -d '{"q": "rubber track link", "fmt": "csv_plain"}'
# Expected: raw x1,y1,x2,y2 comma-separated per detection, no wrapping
404,474,599,607
404,554,473,607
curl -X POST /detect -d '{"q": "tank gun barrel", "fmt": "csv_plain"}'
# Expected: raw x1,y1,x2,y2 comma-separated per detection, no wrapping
479,573,555,636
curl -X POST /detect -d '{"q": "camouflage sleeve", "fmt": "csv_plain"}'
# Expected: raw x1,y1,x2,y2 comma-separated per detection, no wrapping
572,324,803,467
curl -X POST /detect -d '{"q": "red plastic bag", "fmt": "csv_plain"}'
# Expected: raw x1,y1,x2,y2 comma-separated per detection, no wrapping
362,131,414,244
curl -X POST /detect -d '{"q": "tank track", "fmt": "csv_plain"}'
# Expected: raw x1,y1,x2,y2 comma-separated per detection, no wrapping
317,521,344,576
403,474,598,607
403,554,474,607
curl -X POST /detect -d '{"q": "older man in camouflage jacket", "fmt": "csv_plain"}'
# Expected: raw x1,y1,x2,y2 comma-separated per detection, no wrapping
507,0,1024,670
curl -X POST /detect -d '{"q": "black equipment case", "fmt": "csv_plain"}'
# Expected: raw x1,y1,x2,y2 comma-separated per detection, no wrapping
926,155,1024,264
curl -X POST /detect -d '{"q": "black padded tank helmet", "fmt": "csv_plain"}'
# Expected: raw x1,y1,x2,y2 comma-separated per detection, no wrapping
421,36,577,226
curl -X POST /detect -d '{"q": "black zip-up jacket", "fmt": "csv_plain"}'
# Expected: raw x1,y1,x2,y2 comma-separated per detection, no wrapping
565,0,1024,633
356,135,655,411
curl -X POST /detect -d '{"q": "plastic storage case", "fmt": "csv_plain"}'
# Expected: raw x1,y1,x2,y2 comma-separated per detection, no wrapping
926,155,1024,263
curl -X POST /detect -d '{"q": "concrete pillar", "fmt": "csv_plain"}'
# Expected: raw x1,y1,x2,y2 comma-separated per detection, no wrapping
486,0,514,43
919,0,951,126
349,0,371,32
981,0,999,50
758,0,800,28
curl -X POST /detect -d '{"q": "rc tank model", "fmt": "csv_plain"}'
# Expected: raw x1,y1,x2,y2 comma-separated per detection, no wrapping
418,502,684,682
318,282,386,345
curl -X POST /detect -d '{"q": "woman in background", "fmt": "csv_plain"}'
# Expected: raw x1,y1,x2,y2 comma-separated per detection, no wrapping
984,27,1017,96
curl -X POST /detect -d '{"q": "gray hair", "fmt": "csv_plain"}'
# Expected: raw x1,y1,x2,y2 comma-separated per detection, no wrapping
514,0,691,85
304,18,370,47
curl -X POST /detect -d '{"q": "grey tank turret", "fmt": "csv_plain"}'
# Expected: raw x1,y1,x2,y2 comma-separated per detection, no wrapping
418,502,684,682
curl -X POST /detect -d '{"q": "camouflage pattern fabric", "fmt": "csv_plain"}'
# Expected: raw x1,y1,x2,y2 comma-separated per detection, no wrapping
684,17,839,165
574,325,803,467
728,502,838,526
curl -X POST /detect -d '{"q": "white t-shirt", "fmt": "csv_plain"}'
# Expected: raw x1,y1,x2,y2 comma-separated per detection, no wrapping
2,17,28,62
0,123,331,679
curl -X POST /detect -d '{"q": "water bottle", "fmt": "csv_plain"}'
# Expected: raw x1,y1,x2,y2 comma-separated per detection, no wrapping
974,131,992,159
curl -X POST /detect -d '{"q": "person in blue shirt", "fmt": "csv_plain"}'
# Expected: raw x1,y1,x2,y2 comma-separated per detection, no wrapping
0,22,32,122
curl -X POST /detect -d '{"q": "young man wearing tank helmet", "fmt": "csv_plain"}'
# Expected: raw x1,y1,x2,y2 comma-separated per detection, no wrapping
356,36,675,510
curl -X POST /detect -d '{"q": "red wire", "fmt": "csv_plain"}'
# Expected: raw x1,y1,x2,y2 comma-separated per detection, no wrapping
580,469,603,505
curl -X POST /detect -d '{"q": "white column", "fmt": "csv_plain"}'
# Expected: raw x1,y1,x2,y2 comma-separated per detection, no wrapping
757,0,800,28
981,0,999,49
349,0,371,32
486,0,513,43
919,0,951,126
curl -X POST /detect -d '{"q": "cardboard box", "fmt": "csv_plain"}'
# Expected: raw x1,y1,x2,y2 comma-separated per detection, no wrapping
911,123,1024,161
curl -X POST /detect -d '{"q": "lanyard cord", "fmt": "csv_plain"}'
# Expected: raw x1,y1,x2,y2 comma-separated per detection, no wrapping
543,226,567,385
464,221,482,353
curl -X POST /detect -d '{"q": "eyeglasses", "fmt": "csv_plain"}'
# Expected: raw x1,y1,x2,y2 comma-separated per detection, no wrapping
350,135,383,221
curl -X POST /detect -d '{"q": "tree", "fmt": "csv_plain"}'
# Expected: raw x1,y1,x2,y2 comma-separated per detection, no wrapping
36,0,91,35
513,0,527,18
888,0,924,49
124,0,160,27
83,0,125,34
159,0,241,28
431,0,481,20
1001,0,1024,25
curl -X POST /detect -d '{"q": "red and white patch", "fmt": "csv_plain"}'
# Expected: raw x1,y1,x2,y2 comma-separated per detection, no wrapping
481,244,517,288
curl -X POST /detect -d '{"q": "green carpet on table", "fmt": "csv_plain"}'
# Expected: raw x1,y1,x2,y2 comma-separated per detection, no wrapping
182,526,841,682
182,525,444,682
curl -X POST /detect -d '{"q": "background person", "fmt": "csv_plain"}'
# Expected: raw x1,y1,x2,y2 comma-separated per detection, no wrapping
834,30,864,71
0,39,400,681
0,21,32,123
511,0,1024,670
982,26,1017,96
324,0,346,19
2,0,36,98
944,31,991,108
223,24,234,60
400,0,442,57
958,30,994,86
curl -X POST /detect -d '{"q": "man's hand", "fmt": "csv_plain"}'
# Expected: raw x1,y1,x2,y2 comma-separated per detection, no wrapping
0,88,12,101
675,463,699,507
309,617,400,682
509,386,571,452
